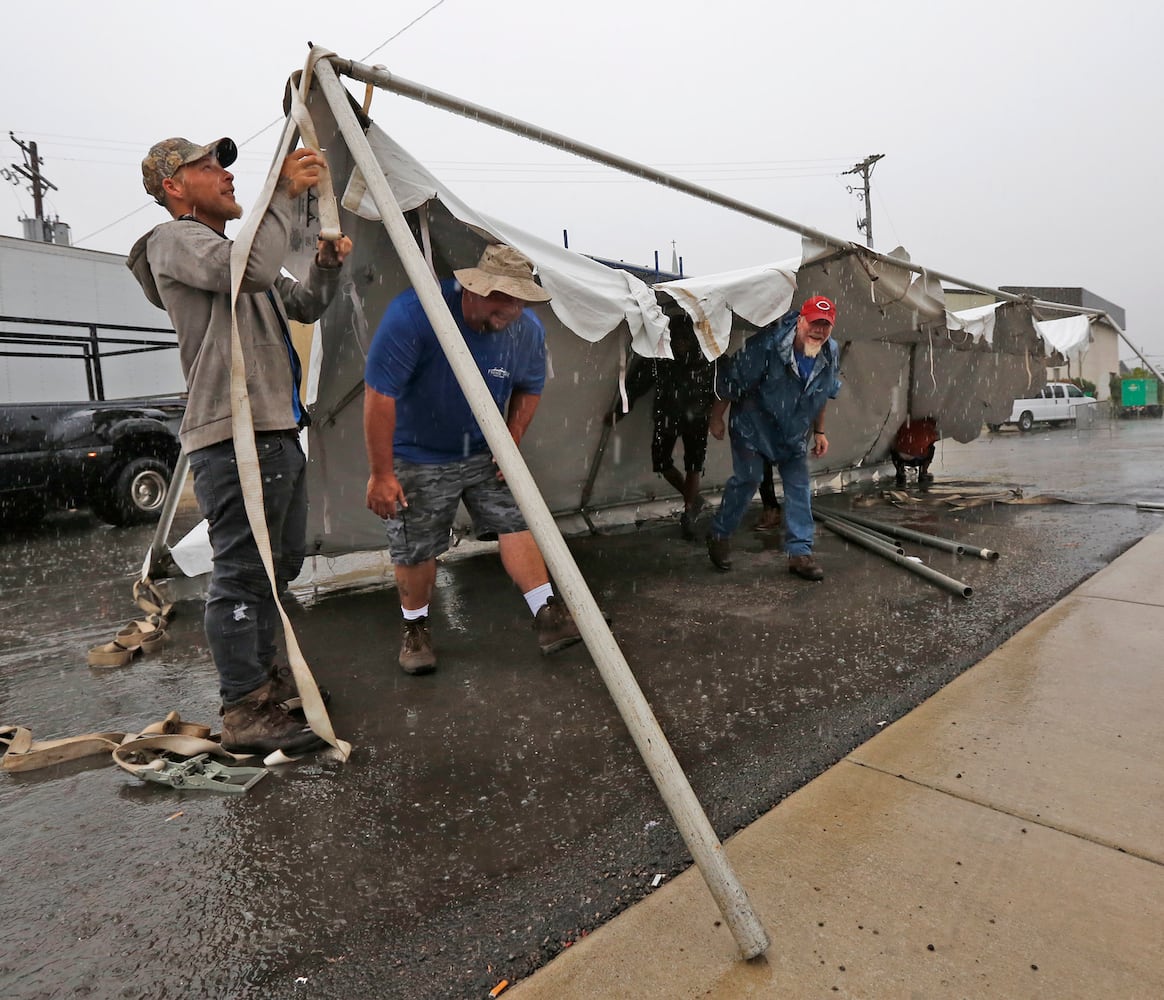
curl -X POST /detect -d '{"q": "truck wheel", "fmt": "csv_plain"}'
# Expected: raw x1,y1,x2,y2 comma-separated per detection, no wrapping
91,456,172,526
1018,411,1035,432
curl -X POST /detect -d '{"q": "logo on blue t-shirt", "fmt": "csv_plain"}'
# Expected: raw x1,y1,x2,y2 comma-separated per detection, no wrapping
487,366,510,379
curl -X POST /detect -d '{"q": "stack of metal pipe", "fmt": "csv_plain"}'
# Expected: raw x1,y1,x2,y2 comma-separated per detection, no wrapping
813,506,999,599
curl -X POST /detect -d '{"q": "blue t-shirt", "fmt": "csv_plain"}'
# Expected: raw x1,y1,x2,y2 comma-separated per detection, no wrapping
364,279,547,463
794,350,815,383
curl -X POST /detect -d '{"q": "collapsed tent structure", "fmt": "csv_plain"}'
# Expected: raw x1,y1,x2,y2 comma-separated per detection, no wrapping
207,57,1118,562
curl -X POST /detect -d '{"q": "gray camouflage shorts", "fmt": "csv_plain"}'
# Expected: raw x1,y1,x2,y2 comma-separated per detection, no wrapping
384,452,529,565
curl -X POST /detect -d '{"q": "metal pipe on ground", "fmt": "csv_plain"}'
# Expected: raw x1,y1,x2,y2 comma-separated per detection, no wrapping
820,513,900,550
816,513,903,555
816,513,906,559
816,514,974,598
314,54,770,961
827,508,1000,562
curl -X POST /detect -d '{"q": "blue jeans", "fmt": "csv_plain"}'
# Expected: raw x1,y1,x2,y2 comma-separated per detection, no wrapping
710,435,814,556
189,431,307,704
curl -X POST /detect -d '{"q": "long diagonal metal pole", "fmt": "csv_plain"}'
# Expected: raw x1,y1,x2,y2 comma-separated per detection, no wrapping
312,56,770,960
329,55,1118,322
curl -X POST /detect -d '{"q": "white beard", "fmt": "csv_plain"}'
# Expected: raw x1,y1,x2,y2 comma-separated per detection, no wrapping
802,340,823,358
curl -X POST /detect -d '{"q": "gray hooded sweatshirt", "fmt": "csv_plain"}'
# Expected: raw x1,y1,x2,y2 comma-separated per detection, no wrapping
127,194,341,453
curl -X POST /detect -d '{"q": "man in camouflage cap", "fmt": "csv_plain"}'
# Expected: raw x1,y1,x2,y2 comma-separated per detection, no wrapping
141,137,239,205
128,136,352,756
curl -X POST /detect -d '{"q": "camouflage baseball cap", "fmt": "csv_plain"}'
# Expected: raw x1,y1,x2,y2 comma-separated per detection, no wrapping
141,136,238,204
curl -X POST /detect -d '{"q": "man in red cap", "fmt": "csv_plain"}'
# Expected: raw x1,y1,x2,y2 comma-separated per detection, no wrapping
706,295,842,580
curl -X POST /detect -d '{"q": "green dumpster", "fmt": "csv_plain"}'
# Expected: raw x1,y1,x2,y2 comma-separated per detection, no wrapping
1121,378,1158,406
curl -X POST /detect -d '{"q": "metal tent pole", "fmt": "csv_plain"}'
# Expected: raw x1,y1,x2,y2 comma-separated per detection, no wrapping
1116,327,1164,384
329,55,1118,323
312,55,770,960
144,451,189,579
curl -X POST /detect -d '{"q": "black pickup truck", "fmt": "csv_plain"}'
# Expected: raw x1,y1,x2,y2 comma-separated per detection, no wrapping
0,397,184,526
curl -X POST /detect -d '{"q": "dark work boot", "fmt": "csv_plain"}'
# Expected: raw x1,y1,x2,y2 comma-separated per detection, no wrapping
918,467,935,485
706,534,732,571
399,617,437,675
534,597,583,655
753,506,782,532
220,682,326,756
788,554,825,581
679,495,706,540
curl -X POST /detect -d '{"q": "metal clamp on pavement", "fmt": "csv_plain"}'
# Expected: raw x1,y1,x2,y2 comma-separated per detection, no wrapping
135,752,268,794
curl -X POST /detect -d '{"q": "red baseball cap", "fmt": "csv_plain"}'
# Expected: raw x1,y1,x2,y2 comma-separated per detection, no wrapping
800,295,837,326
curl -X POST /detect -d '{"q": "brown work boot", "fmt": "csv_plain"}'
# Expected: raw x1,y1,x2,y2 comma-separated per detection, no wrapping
788,554,825,581
220,682,326,756
753,506,781,532
399,617,437,675
267,663,330,713
706,534,732,571
534,597,583,655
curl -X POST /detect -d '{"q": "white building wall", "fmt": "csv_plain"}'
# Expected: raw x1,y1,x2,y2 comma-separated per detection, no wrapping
0,235,183,402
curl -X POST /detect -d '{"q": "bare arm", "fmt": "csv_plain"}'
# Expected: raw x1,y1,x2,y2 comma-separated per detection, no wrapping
506,391,541,446
811,401,829,457
708,398,729,441
364,386,406,518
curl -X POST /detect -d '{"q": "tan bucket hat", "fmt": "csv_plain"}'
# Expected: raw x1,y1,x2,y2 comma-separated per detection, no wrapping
454,244,552,303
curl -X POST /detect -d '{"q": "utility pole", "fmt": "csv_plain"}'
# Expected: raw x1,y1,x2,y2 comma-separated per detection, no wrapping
842,153,884,249
7,132,59,238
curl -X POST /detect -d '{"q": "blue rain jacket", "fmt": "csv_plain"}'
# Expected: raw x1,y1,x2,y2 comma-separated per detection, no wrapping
715,309,842,461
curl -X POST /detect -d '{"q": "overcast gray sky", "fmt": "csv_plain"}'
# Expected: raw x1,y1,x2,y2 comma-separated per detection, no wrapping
4,0,1161,361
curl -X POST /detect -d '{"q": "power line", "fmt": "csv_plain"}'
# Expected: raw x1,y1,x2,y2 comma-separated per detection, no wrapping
361,0,450,62
75,3,454,246
75,202,154,244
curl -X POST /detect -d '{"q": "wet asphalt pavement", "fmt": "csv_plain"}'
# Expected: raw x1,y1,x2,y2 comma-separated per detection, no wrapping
1,417,1162,1000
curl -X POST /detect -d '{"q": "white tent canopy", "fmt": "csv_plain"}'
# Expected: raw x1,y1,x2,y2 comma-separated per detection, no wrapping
340,126,670,359
1034,314,1092,362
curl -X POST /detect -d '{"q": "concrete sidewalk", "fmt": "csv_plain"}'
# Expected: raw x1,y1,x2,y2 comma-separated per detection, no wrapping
509,529,1164,999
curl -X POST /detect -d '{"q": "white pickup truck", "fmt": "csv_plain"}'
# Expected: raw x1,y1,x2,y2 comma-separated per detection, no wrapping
989,382,1098,432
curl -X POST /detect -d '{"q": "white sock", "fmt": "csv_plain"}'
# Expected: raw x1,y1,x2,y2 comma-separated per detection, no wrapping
402,604,429,621
523,583,554,616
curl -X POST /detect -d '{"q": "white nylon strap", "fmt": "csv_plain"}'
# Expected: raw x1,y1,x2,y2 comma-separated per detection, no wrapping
617,345,629,415
224,48,351,761
418,205,437,278
289,47,342,241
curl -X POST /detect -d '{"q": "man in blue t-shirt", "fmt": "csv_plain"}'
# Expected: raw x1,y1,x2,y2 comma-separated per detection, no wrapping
705,295,843,581
364,244,581,674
